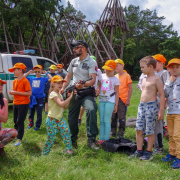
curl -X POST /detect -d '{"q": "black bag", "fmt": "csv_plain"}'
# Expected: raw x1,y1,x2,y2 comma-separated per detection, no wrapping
77,86,96,98
101,137,137,155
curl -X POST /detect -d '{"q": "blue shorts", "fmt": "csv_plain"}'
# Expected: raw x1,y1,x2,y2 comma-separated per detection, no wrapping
136,100,159,135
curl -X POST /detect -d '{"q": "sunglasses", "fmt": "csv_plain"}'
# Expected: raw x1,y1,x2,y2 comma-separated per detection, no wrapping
73,46,83,50
34,71,41,73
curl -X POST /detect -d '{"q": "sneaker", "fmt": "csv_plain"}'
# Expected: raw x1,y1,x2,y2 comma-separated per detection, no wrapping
129,150,143,158
161,153,176,162
78,119,82,126
153,147,164,155
171,158,180,169
66,150,73,154
34,127,39,131
0,147,6,157
87,139,99,150
14,139,21,146
27,125,33,129
140,150,153,160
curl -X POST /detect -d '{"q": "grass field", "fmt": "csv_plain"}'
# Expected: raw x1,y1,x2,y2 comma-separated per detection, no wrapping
1,82,179,180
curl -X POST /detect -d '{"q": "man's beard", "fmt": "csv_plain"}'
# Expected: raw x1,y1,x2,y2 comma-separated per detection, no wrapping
74,49,82,57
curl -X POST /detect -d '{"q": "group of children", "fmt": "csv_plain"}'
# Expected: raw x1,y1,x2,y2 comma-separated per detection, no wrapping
0,54,180,169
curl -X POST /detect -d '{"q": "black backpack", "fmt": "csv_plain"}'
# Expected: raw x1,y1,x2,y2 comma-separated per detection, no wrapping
101,137,137,155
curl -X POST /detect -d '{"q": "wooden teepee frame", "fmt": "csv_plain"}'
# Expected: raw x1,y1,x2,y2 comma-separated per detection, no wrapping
98,0,129,59
0,1,128,66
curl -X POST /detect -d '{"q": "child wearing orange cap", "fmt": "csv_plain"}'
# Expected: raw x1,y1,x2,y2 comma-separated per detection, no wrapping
97,60,119,143
56,64,67,79
152,54,170,155
24,65,52,131
8,63,32,146
42,75,73,155
162,58,180,168
0,79,18,156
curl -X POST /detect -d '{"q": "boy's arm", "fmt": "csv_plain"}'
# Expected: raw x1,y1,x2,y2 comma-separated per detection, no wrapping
125,83,133,106
156,78,165,120
42,70,52,81
24,70,34,77
113,85,119,113
9,90,32,96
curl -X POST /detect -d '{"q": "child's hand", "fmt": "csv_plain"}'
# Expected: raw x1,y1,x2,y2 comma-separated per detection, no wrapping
113,105,118,113
95,88,100,96
158,110,164,120
29,70,34,74
9,90,17,95
42,70,47,74
169,76,177,82
125,99,130,106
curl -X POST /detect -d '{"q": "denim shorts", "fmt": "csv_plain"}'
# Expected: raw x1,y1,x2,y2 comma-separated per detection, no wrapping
136,100,159,135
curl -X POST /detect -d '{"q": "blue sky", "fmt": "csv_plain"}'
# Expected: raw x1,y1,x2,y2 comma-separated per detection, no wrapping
62,0,180,35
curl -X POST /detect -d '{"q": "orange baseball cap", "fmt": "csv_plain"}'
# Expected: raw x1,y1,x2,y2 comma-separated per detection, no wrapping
152,54,166,64
102,60,116,70
33,65,43,70
51,75,67,84
56,64,63,68
8,63,27,72
167,58,180,67
0,79,7,84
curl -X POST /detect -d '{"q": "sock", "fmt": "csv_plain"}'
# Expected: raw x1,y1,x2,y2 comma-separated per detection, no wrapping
146,150,151,153
137,149,143,151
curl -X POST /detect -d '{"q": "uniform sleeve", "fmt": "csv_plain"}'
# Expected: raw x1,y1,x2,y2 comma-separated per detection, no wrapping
24,79,31,92
49,91,58,100
89,60,97,74
67,59,74,73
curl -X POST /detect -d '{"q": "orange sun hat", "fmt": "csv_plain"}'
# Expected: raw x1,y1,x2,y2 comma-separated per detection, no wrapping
167,58,180,67
8,63,27,72
33,65,43,70
152,54,166,64
0,79,7,84
102,60,116,70
56,64,63,68
51,75,67,84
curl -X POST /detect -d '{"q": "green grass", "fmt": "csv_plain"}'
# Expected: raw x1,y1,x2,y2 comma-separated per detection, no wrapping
1,82,179,180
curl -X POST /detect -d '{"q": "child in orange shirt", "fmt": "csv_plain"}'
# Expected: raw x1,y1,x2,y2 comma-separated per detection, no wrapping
8,63,32,146
111,59,133,137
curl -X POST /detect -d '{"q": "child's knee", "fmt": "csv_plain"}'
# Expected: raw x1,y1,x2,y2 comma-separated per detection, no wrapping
136,130,143,136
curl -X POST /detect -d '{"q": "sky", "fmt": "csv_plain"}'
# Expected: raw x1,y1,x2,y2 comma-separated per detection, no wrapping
63,0,180,35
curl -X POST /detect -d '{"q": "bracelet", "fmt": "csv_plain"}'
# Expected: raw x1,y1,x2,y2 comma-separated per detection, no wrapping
46,72,49,76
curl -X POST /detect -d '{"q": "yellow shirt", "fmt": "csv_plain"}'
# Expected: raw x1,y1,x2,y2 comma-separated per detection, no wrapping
48,91,63,120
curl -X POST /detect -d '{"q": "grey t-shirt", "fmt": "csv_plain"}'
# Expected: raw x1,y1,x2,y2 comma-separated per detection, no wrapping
57,70,67,79
67,54,97,84
156,70,170,102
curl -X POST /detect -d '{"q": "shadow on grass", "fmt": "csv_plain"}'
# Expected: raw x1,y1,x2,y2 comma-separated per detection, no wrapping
0,155,22,170
22,141,41,157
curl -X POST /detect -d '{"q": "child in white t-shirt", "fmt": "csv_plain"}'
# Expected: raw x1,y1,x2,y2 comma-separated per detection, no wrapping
41,75,73,155
98,60,119,143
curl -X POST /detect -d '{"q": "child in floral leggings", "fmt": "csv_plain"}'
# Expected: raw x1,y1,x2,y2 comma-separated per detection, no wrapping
42,75,73,155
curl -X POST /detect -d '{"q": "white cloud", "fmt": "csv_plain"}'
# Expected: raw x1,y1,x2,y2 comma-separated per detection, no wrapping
63,0,180,35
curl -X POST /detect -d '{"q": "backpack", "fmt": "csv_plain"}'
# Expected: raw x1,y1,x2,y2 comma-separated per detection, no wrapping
101,137,137,155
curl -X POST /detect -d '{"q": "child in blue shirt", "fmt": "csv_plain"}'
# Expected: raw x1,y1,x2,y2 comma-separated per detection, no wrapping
25,65,52,131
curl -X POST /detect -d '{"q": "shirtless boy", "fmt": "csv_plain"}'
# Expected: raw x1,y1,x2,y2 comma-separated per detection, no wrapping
131,56,165,160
